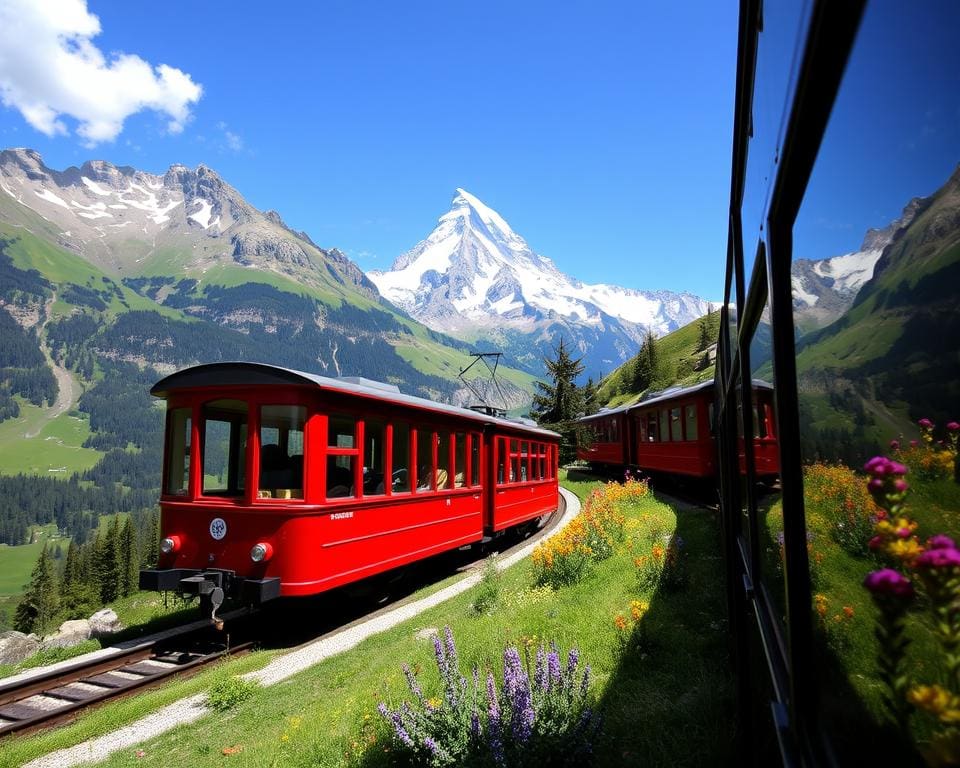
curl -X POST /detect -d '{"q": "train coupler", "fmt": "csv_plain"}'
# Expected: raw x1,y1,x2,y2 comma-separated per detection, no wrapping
179,571,228,625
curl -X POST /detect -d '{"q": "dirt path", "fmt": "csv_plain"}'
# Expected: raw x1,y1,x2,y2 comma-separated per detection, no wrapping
24,294,80,438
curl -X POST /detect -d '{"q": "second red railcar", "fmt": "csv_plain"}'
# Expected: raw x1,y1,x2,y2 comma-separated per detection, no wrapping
576,380,779,480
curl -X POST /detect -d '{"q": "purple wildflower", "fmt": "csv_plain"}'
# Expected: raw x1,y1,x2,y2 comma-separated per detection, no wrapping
914,548,960,570
547,650,561,686
534,645,547,691
863,568,914,598
919,418,934,429
890,439,900,450
947,422,960,433
927,534,957,551
424,736,438,755
444,626,459,671
432,632,447,678
402,663,424,703
579,663,591,700
486,673,505,767
566,647,580,677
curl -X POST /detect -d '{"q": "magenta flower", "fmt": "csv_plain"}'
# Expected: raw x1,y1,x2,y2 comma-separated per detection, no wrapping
864,569,914,598
919,418,934,429
868,535,883,551
889,439,900,450
927,534,956,551
914,548,960,570
947,422,960,432
864,456,908,478
910,440,919,447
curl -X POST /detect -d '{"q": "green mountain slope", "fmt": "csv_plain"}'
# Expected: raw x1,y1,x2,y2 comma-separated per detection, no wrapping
595,311,720,407
793,164,960,461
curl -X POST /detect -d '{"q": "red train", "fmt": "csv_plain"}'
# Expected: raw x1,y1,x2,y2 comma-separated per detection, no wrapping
139,362,560,620
576,380,779,480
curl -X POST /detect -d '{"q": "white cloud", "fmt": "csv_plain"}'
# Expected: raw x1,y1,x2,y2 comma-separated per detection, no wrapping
0,0,202,145
216,121,243,152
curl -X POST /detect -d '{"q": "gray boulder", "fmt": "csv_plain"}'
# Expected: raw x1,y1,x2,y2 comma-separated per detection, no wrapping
41,619,91,650
0,631,40,665
89,608,122,638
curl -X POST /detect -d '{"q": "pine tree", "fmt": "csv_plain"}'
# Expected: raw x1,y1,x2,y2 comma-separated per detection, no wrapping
697,315,713,352
97,517,122,604
630,329,661,393
14,543,59,635
582,377,599,416
120,518,139,597
530,339,585,425
530,339,586,464
60,540,100,619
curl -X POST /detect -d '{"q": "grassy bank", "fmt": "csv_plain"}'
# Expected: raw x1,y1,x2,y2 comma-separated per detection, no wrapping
2,471,733,767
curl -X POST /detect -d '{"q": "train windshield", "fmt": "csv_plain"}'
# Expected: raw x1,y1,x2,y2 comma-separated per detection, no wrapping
201,399,248,497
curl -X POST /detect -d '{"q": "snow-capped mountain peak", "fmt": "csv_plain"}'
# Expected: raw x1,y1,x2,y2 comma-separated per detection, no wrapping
368,189,714,375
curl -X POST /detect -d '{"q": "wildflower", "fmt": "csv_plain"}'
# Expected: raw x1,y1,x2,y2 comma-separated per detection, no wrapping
863,568,914,598
614,614,628,630
948,422,960,432
890,439,900,450
908,684,960,723
928,534,957,550
913,547,960,570
842,605,854,619
919,418,934,430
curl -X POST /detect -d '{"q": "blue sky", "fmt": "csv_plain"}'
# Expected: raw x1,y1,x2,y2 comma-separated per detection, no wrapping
0,0,738,299
5,3,952,302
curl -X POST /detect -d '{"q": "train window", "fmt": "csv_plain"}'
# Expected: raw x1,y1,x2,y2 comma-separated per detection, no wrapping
326,455,355,498
520,441,529,481
363,419,386,496
647,412,658,442
415,426,434,491
538,444,546,480
659,409,670,443
497,438,506,484
670,407,683,442
165,407,191,496
685,404,698,441
437,432,451,489
391,422,411,493
470,434,480,486
328,415,355,448
611,419,618,442
454,433,466,487
201,399,247,497
259,405,305,499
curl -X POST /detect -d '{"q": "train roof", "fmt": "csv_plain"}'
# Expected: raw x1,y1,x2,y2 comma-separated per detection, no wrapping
151,362,560,439
575,379,774,423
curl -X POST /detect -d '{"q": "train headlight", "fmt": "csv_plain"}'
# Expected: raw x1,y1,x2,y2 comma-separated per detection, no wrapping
160,536,181,554
250,542,273,563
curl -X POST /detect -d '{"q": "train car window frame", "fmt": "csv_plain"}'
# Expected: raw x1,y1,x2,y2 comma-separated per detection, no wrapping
326,413,360,500
684,404,698,441
200,399,248,498
257,404,307,502
163,406,192,497
362,418,388,497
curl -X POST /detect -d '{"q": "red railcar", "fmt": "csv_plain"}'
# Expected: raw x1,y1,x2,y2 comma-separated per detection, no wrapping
576,380,779,480
140,362,559,619
575,404,630,468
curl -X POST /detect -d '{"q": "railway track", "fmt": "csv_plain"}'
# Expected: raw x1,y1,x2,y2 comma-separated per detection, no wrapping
0,627,254,739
